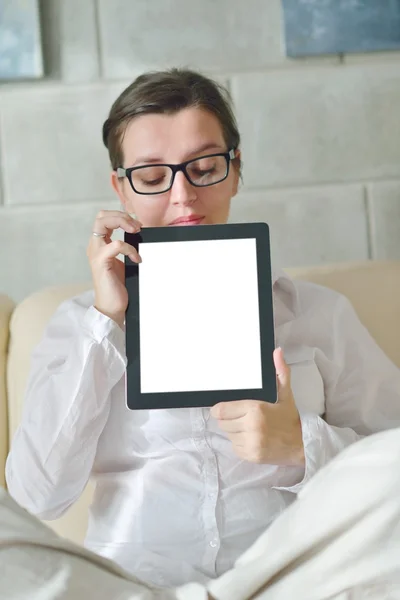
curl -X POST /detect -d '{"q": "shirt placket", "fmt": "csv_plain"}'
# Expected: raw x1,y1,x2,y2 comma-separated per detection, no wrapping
190,406,220,577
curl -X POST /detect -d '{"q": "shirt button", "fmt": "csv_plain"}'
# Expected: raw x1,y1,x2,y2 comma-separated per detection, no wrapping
209,539,218,548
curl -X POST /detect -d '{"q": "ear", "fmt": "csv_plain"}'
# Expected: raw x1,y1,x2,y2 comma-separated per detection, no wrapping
231,149,241,198
111,171,130,211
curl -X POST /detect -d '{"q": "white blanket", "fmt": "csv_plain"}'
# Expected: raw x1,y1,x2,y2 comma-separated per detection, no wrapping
1,428,400,599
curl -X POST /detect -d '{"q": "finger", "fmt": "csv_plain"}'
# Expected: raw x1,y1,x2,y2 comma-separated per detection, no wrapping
94,209,141,226
95,209,141,223
100,240,142,263
92,210,141,247
216,417,246,434
211,400,258,420
229,432,247,447
93,215,140,240
273,347,291,402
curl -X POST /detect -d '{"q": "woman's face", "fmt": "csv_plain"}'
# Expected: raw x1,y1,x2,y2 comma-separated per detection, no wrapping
111,107,240,227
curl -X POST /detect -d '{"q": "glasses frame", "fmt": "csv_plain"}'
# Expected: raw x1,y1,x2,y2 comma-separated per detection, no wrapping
116,149,236,195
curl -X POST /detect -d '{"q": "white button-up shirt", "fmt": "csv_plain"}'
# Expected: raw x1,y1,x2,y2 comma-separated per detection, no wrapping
6,269,400,588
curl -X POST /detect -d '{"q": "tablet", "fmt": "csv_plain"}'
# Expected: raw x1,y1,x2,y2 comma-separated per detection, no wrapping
124,222,276,410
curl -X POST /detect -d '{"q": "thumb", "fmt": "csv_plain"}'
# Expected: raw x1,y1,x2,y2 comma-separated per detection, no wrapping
273,347,292,402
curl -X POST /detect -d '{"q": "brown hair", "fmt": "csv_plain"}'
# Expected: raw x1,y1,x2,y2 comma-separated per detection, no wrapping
102,68,241,171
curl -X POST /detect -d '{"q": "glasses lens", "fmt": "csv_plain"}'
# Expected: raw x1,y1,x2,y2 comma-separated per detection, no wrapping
131,165,172,194
186,155,228,187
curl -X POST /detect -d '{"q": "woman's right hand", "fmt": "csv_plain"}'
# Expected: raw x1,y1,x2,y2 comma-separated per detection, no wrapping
87,210,142,328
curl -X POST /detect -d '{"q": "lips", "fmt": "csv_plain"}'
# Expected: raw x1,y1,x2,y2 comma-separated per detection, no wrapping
168,215,205,226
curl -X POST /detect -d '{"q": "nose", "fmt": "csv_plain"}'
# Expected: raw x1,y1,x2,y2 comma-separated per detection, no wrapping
170,171,197,205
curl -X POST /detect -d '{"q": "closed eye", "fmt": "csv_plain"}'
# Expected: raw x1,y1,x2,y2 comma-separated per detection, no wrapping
140,176,166,186
192,167,217,177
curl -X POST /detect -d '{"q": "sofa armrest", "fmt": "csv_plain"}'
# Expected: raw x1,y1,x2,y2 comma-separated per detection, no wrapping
0,294,15,488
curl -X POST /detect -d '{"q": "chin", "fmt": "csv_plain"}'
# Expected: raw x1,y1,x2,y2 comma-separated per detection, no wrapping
210,217,229,225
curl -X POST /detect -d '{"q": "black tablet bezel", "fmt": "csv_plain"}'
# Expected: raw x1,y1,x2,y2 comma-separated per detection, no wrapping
124,222,276,410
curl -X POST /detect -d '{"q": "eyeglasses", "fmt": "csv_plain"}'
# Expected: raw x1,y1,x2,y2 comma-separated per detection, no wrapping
116,149,236,195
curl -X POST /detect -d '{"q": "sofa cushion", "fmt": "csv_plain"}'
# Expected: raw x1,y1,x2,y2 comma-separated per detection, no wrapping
286,261,400,369
0,294,15,488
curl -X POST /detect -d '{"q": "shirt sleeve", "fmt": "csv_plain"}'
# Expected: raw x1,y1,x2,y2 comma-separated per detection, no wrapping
274,293,400,494
5,292,127,520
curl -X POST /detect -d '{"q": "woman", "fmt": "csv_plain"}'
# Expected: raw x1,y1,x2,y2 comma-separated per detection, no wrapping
6,69,400,588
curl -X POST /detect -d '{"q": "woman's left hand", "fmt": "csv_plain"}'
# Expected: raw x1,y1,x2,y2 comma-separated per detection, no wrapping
211,348,305,466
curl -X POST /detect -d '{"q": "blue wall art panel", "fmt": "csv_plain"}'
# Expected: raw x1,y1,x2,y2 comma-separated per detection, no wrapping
0,0,43,79
282,0,400,57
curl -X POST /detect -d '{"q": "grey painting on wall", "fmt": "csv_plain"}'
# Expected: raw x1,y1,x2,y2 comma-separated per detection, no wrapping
282,0,400,57
0,0,43,79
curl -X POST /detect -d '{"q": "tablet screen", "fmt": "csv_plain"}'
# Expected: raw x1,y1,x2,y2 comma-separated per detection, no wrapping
139,238,262,394
125,222,276,410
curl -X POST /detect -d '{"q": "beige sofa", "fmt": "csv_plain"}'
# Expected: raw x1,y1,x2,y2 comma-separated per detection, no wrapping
1,261,400,545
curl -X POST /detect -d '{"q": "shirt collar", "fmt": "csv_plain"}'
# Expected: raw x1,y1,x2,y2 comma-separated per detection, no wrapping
272,266,299,324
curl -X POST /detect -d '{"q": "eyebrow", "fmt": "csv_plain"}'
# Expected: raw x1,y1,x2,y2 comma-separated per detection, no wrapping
131,142,226,167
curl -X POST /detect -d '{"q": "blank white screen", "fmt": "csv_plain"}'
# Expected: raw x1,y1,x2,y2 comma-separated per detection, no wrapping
139,238,262,394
